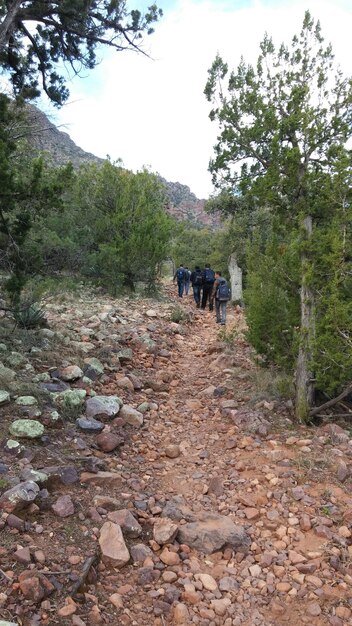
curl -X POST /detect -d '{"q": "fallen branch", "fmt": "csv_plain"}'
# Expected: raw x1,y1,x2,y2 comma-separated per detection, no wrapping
314,413,352,419
71,553,99,597
0,568,12,582
310,384,352,417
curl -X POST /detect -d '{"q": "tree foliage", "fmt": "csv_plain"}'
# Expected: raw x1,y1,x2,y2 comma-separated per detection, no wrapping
205,12,352,418
0,0,162,104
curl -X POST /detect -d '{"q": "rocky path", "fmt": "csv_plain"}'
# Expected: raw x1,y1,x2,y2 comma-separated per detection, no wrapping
0,288,352,626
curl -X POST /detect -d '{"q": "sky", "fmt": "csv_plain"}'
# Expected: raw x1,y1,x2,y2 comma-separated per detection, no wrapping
41,0,352,199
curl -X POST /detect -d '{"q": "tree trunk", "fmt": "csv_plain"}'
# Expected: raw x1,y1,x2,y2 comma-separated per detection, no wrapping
0,0,23,49
295,215,315,421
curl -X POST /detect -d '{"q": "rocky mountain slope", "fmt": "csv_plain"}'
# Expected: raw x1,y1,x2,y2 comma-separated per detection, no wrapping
24,105,219,228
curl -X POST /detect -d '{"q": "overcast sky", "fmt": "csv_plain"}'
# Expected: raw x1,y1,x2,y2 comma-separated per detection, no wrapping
43,0,352,199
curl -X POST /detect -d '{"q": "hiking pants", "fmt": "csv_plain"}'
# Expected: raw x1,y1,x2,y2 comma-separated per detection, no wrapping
177,280,184,297
184,280,190,295
192,285,201,306
201,283,214,310
215,299,227,323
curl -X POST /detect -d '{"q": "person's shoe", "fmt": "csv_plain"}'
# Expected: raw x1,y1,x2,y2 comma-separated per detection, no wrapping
220,322,226,325
196,304,200,308
216,319,221,323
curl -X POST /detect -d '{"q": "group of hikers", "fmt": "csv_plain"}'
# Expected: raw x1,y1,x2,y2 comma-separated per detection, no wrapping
173,264,231,325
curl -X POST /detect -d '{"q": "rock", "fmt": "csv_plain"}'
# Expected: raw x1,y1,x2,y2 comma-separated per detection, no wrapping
115,376,135,391
9,419,44,438
153,517,178,544
0,362,16,382
244,507,260,520
20,469,48,484
76,417,104,432
173,603,190,624
14,547,31,564
54,388,86,407
165,444,180,459
307,602,321,616
177,512,250,554
107,509,142,538
210,598,231,617
83,357,104,380
52,495,75,517
208,476,224,496
219,577,239,592
118,405,143,427
109,593,123,609
0,481,40,512
58,365,83,381
3,439,25,455
18,570,54,602
137,402,150,413
195,573,218,591
117,348,133,362
146,309,158,318
160,547,180,565
43,465,79,486
162,496,197,522
57,599,77,617
0,390,10,404
99,522,130,568
86,395,122,419
96,432,124,452
80,471,122,485
130,544,153,563
337,461,349,482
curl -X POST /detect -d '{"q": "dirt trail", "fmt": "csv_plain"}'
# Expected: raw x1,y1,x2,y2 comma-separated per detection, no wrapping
1,289,352,626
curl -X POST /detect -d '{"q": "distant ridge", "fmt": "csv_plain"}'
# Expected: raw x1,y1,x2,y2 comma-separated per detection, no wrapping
24,104,219,228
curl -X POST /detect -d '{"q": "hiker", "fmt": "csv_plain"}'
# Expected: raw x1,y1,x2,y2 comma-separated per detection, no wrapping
173,264,186,298
201,263,215,310
212,271,231,325
190,265,203,308
184,266,191,295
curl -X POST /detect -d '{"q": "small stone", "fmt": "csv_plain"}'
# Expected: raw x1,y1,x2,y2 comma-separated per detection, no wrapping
109,593,123,609
9,419,44,439
244,507,260,520
107,509,142,538
0,390,10,404
165,444,180,459
58,366,83,381
96,432,124,452
210,598,231,617
338,525,351,538
57,599,77,617
99,522,130,568
14,547,31,564
173,603,190,624
15,396,38,406
307,602,321,616
86,395,122,419
118,405,143,427
0,481,40,513
276,582,291,592
249,564,261,577
77,417,104,432
300,514,311,531
196,573,218,591
160,547,180,566
337,461,349,482
130,544,153,563
153,517,178,545
52,495,74,517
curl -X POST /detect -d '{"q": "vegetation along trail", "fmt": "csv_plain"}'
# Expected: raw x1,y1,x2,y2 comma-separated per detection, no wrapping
1,286,352,626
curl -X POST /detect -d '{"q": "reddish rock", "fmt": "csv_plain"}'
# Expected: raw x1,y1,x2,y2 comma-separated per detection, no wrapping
96,432,124,452
18,570,54,602
58,365,83,381
244,507,260,520
52,495,74,517
107,509,142,538
153,517,178,545
164,444,180,459
99,522,130,568
14,547,31,564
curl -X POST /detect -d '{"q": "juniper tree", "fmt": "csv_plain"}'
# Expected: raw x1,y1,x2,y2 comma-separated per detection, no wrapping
205,12,352,420
0,0,162,105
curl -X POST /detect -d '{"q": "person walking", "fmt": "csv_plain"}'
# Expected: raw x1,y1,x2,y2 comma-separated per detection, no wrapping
190,265,203,308
173,264,186,298
201,263,215,310
212,271,231,324
184,266,191,295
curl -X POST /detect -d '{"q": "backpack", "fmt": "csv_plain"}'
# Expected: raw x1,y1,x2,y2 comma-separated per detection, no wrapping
194,271,203,286
204,268,215,283
217,279,231,301
176,268,185,282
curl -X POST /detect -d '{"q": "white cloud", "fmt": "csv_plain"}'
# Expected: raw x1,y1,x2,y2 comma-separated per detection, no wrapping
45,0,352,198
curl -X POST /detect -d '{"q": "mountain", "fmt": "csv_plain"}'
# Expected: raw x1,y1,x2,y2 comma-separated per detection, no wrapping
24,104,219,228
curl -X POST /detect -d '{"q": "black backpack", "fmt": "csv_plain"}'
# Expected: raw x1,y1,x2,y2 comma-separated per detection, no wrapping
204,268,215,283
176,268,185,282
217,279,231,301
194,271,203,286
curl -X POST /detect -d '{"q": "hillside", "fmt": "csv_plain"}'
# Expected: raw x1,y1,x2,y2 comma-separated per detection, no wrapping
24,104,219,228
